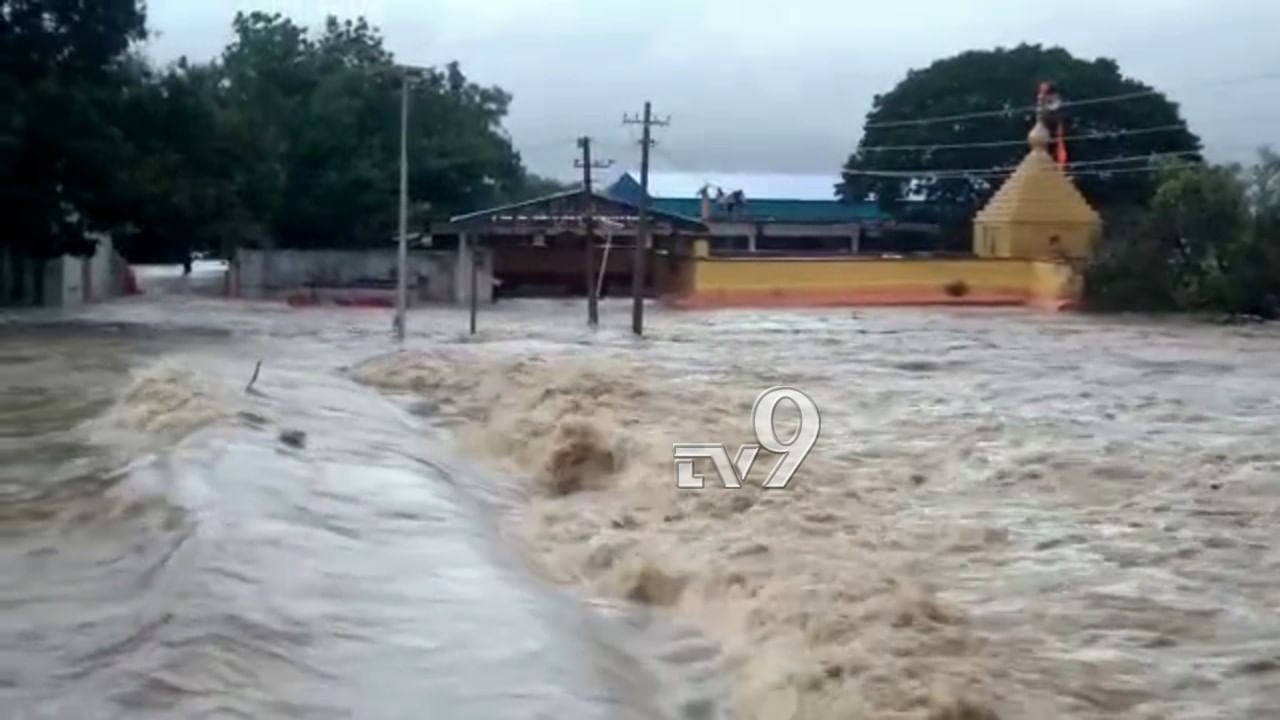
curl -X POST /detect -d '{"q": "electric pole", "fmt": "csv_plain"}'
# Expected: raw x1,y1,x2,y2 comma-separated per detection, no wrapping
622,102,669,336
576,137,614,327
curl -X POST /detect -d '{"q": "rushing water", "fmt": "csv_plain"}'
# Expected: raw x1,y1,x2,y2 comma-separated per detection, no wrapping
3,270,1280,719
0,278,730,720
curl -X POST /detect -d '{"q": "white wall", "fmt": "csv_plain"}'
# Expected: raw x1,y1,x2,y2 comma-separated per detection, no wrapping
0,235,127,307
85,234,125,301
40,256,82,308
452,239,494,305
232,248,465,303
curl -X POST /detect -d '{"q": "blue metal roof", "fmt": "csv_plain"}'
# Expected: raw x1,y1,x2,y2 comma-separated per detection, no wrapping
604,173,888,224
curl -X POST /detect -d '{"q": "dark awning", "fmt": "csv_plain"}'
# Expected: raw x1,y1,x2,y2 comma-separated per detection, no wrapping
448,188,706,235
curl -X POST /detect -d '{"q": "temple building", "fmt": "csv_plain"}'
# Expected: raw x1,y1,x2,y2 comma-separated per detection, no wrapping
662,113,1104,310
973,120,1103,261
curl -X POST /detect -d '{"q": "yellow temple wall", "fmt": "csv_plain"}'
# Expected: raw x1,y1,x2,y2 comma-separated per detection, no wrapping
975,220,1099,261
663,254,1089,309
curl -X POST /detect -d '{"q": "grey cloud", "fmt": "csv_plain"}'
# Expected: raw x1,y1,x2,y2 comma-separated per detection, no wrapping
145,0,1280,181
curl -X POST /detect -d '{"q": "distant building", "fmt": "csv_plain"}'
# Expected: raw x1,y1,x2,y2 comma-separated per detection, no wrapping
605,171,920,254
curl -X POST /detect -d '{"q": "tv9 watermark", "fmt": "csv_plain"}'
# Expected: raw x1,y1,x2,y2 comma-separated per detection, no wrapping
673,387,821,490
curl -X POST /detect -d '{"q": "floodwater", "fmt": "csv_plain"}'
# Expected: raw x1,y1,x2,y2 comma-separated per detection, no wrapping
3,266,1280,719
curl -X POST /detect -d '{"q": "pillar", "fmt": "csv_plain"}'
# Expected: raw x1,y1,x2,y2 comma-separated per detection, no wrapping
453,233,472,305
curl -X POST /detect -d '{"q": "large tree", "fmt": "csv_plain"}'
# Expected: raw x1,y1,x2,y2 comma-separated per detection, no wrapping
5,5,548,268
839,44,1202,222
0,0,147,260
212,12,528,250
109,56,256,263
1085,149,1280,317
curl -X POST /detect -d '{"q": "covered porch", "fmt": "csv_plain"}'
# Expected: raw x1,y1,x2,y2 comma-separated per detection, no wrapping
443,187,707,298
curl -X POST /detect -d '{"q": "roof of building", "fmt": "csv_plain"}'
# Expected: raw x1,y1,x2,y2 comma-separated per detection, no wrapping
605,173,889,224
974,123,1101,225
448,186,707,231
636,171,843,201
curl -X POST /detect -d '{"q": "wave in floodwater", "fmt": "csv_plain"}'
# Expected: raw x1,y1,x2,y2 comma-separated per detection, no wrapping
0,321,730,720
350,306,1280,720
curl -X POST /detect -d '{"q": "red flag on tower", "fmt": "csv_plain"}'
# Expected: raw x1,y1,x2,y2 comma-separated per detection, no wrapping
1037,82,1069,167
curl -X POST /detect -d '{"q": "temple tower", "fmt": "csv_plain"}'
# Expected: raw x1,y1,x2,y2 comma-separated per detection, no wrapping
972,119,1102,260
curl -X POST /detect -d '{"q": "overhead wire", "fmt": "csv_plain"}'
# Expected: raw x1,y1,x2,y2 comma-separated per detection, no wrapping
861,71,1280,129
843,162,1200,181
843,72,1280,178
855,123,1188,152
850,150,1204,178
533,71,1278,185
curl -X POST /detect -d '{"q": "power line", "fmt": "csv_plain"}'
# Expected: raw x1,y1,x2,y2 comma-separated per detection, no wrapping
1057,150,1200,168
861,71,1280,130
855,123,1188,152
842,150,1201,179
844,162,1197,181
648,143,693,173
863,89,1156,129
518,137,582,155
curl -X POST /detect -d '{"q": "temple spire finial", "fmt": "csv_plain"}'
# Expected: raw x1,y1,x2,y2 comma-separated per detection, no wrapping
1032,81,1060,154
1029,120,1051,150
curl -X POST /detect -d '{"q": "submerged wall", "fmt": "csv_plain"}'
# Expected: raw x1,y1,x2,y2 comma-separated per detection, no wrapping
664,253,1083,310
1,235,127,307
231,248,493,305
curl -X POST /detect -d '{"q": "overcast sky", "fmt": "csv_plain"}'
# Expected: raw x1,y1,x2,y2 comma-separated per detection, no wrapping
144,0,1280,182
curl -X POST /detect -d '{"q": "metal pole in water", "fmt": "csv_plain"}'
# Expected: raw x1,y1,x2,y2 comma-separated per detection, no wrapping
395,70,409,341
469,237,479,335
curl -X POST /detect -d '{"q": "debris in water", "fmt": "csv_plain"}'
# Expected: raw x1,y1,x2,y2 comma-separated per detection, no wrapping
409,399,438,416
1234,655,1280,675
246,360,262,394
610,513,640,530
279,429,307,449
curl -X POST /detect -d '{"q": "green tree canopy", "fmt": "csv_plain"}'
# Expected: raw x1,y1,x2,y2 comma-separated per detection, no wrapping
1085,148,1280,317
839,44,1202,219
1,0,146,258
145,12,530,253
4,3,550,265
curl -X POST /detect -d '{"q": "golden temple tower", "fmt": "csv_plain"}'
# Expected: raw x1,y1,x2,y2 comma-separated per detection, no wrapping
972,120,1102,260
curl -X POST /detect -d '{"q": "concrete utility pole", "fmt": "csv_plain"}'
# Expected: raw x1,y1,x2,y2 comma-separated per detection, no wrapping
575,137,614,327
395,69,410,341
623,102,669,336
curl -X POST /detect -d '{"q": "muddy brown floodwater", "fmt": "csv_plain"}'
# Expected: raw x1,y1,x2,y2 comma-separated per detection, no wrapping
4,284,1280,719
